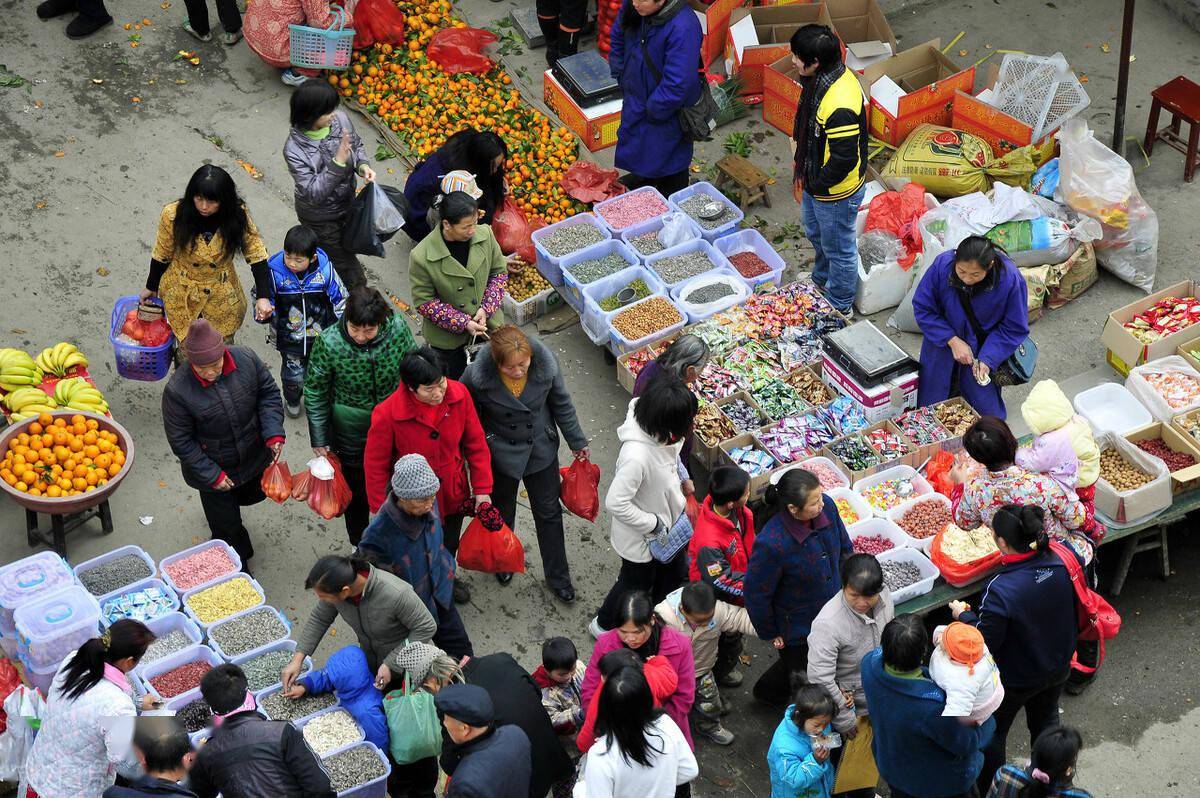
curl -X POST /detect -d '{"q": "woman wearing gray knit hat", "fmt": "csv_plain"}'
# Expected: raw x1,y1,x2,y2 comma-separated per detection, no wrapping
388,641,463,797
360,454,475,660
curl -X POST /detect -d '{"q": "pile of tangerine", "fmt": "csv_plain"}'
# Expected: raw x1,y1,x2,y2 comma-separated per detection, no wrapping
2,413,126,498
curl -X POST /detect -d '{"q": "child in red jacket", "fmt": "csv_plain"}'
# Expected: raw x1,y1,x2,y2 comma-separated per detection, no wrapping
576,648,678,753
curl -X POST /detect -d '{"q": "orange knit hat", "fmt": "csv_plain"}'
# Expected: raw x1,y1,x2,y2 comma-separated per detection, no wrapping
943,622,985,675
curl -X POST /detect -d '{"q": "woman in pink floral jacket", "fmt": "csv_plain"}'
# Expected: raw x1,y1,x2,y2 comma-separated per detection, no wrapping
243,0,356,85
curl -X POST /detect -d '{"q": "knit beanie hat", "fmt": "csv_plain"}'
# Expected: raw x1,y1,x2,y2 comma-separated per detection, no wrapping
392,641,447,685
391,454,441,500
183,319,226,364
943,622,985,675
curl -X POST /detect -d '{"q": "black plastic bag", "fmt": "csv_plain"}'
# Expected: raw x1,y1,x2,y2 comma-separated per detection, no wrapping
343,182,410,257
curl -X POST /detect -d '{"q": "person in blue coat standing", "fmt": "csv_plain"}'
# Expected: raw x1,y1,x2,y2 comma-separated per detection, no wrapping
766,684,837,798
608,0,703,197
285,644,389,753
912,236,1029,419
861,615,994,798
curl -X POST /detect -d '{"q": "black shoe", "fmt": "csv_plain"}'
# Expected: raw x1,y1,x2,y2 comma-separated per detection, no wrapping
496,572,513,585
1064,675,1094,696
37,0,75,19
66,12,112,38
452,580,471,604
552,584,576,603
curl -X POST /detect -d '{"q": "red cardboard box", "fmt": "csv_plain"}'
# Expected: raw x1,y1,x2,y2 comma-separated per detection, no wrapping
543,70,622,153
951,64,1056,155
861,40,975,146
827,0,897,70
724,4,833,94
763,54,803,134
689,0,749,69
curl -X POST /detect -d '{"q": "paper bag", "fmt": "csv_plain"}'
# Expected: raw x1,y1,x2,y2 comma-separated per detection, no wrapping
832,717,878,794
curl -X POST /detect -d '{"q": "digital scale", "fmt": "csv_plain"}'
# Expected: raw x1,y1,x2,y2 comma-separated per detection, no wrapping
553,51,621,107
822,321,917,388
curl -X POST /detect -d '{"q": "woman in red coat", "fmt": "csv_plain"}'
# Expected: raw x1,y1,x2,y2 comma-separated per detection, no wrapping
363,346,493,604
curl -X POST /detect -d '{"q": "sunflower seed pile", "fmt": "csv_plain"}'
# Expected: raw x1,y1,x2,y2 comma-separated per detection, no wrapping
78,554,152,596
208,607,288,658
566,254,628,284
321,745,388,792
259,689,336,722
141,630,194,665
539,223,605,257
685,282,735,305
651,252,716,284
677,193,737,230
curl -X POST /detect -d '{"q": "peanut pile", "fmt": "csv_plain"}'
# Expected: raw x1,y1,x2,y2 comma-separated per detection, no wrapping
1099,448,1153,491
611,297,683,341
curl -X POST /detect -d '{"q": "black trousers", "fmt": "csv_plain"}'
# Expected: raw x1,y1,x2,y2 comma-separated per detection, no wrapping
442,513,467,557
72,0,111,20
182,0,241,34
977,670,1070,794
752,642,809,707
432,346,468,381
432,600,474,659
714,631,744,681
596,552,687,630
300,214,366,291
341,458,370,547
620,170,690,199
388,754,438,798
492,462,571,589
198,477,266,562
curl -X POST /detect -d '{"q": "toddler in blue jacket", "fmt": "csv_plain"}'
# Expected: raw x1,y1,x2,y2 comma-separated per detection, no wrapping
767,684,838,798
283,644,388,752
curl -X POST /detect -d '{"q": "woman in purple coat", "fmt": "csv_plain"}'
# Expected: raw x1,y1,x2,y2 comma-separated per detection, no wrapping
912,236,1029,419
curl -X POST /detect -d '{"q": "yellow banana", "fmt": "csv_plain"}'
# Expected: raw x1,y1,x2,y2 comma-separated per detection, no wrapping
62,352,89,371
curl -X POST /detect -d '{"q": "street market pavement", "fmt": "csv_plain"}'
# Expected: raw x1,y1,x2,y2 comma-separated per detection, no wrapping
2,0,1200,793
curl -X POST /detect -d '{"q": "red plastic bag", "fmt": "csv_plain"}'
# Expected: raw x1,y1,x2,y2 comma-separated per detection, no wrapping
560,456,601,522
863,183,930,269
0,658,20,734
457,503,526,573
684,494,700,525
260,461,293,504
560,162,627,204
929,529,1002,587
925,450,957,498
427,27,497,75
121,309,170,347
352,0,406,49
290,454,352,519
493,197,540,265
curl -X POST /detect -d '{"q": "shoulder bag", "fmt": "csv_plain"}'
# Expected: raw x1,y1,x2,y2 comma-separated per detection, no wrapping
954,289,1038,387
648,508,693,563
639,36,718,142
383,676,442,764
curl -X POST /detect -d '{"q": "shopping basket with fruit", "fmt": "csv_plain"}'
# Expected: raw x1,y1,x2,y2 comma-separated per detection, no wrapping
110,295,174,381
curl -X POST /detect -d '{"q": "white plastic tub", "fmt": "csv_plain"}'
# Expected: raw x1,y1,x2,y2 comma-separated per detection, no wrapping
825,486,873,527
255,683,340,724
0,551,76,634
607,294,689,357
579,265,667,346
713,228,787,289
138,612,204,667
1073,382,1154,436
559,239,640,309
593,186,671,234
671,269,751,323
15,585,101,670
24,657,60,697
99,577,180,627
181,573,266,630
668,181,744,241
207,605,291,661
848,517,911,555
618,212,703,261
140,644,223,703
159,539,242,596
770,456,850,490
73,545,156,604
852,464,933,516
886,492,955,552
321,741,392,798
876,546,940,604
530,213,610,287
644,238,729,291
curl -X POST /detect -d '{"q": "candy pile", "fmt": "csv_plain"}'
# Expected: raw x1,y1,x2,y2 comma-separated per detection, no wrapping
1177,412,1200,445
1133,438,1196,471
597,191,669,230
778,327,825,370
934,402,978,436
1099,448,1154,490
630,231,666,257
566,253,629,285
752,381,808,420
685,282,737,305
259,689,337,722
881,560,923,592
184,576,261,625
784,414,837,451
102,585,175,624
805,460,847,490
611,297,683,341
209,607,288,658
727,251,772,278
721,398,763,432
303,709,365,756
621,347,659,380
504,264,553,303
828,435,880,472
1142,370,1200,410
677,193,737,230
538,223,606,258
689,319,738,355
176,698,213,733
834,497,859,524
940,524,999,563
867,427,910,461
895,407,950,446
1122,296,1200,343
598,278,652,312
853,534,894,555
651,251,718,285
141,629,194,665
787,368,834,406
77,554,152,597
692,364,744,402
760,420,815,464
163,546,237,591
820,397,869,436
694,404,736,446
321,745,389,793
240,649,299,692
860,478,918,512
728,445,775,476
896,497,952,539
148,660,213,699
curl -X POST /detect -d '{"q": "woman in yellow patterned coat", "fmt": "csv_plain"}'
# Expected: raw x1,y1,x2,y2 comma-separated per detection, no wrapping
140,165,270,356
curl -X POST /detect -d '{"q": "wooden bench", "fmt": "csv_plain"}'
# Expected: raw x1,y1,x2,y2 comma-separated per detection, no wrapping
713,155,772,213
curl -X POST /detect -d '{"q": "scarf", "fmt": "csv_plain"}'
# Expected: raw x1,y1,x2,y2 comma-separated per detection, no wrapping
792,62,847,184
213,692,257,726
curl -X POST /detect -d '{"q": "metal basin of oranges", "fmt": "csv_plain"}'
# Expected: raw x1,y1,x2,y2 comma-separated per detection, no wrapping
0,411,135,514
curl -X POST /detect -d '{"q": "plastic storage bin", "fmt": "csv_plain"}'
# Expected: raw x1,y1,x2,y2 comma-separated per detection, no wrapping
501,287,560,327
99,577,180,626
138,612,203,666
876,547,940,604
852,465,933,516
847,516,911,555
593,186,672,234
207,605,291,661
74,545,157,604
670,268,751,323
607,294,689,357
713,228,787,289
320,741,392,798
181,573,265,630
166,690,213,735
644,238,728,292
110,295,174,381
159,539,242,596
579,265,667,346
255,683,339,724
559,239,640,310
618,212,704,262
231,639,312,694
1074,382,1154,436
0,552,76,636
668,181,745,241
825,486,873,527
298,706,365,756
24,656,60,697
798,456,851,489
530,213,610,287
887,492,954,552
15,585,101,670
139,645,223,703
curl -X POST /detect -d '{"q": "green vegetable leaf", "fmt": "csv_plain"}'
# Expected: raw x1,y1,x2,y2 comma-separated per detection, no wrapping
375,143,397,161
0,64,30,90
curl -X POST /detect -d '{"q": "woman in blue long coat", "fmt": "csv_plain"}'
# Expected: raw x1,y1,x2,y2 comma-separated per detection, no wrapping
608,0,703,196
912,236,1029,419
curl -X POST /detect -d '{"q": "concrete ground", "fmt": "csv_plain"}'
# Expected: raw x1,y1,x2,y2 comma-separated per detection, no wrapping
1,0,1198,793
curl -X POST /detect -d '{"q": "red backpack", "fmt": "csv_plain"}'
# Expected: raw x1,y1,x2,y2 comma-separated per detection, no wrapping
1049,541,1122,674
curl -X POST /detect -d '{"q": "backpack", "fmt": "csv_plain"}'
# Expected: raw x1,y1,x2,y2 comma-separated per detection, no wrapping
1049,540,1121,674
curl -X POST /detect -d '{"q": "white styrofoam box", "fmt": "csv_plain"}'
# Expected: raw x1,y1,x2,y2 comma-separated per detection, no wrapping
671,268,751,323
181,573,266,630
231,639,312,695
1073,382,1153,436
579,265,667,346
821,354,918,424
99,577,180,627
559,239,640,309
885,492,954,552
847,516,911,555
876,546,940,604
644,238,730,291
321,741,392,798
159,539,242,596
607,294,689,357
618,212,703,262
852,464,933,516
593,186,671,235
530,213,610,287
139,645,223,704
0,551,76,634
297,706,366,756
73,545,157,605
501,286,561,327
712,228,786,290
853,192,940,315
207,605,292,662
138,612,203,668
826,486,873,527
668,181,744,242
15,585,101,670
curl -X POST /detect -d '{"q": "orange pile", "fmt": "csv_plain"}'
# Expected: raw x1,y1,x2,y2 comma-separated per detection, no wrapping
331,0,582,224
2,414,126,498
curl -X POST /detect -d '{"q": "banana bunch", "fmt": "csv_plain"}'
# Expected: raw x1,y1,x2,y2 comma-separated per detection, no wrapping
36,342,88,377
4,386,58,423
0,348,43,392
54,377,109,415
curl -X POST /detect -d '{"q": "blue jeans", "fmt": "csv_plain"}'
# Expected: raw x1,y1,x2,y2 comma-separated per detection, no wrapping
801,184,866,313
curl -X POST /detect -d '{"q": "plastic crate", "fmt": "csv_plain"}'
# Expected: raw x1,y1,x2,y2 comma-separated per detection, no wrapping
166,690,214,735
231,639,312,694
607,294,689,357
298,706,366,756
138,612,203,667
876,546,940,604
207,605,292,661
24,656,60,697
181,573,265,630
559,239,640,309
110,295,173,381
289,6,354,71
0,552,76,635
593,186,671,234
159,540,242,596
73,545,157,605
501,287,559,327
139,644,223,703
670,268,751,323
618,212,704,262
579,265,667,346
852,465,934,517
320,741,392,798
847,516,911,555
99,577,180,627
643,238,728,291
667,181,744,241
713,228,787,290
530,213,610,287
824,486,872,526
255,683,340,724
15,585,101,671
886,492,954,553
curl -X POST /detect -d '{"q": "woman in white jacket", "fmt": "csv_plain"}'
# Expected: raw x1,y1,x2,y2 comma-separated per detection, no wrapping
592,373,698,635
25,619,158,798
576,666,698,798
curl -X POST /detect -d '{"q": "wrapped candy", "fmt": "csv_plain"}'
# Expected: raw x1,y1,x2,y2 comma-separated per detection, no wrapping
692,363,746,402
721,398,764,432
895,406,950,446
1123,296,1200,343
752,380,809,420
819,396,869,436
728,445,775,476
867,427,911,461
860,478,918,512
828,435,881,472
759,419,816,464
801,458,848,489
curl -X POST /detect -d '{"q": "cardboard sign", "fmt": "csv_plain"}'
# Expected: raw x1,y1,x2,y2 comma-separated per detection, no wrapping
861,40,975,146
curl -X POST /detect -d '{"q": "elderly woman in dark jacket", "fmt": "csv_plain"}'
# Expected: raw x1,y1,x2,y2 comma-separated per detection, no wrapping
461,325,589,602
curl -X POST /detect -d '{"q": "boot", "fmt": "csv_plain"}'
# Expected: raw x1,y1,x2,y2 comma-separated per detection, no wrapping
558,27,581,61
537,15,559,68
66,11,112,37
37,0,76,19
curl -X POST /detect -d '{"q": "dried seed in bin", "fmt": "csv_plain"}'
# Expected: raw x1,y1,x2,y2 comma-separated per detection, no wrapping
630,231,665,256
881,560,923,592
566,253,629,285
208,607,288,658
685,282,736,305
321,745,388,793
148,660,212,698
598,278,652,311
538,223,606,257
240,649,299,692
677,192,737,230
1133,438,1196,471
259,689,337,722
302,709,364,755
77,554,152,597
611,297,683,341
163,546,238,591
727,251,771,278
176,698,212,733
1099,448,1153,491
185,576,261,625
141,630,193,665
651,251,717,284
596,191,668,229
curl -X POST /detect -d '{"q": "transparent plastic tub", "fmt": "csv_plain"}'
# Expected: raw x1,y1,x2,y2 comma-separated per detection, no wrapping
138,612,203,667
99,577,180,626
24,656,60,697
530,213,610,287
770,456,851,489
140,644,223,703
618,212,703,262
670,268,751,323
166,690,213,736
607,294,689,357
0,551,76,634
713,228,787,289
231,639,312,695
644,238,728,291
579,265,667,346
73,545,157,604
255,683,340,724
298,706,365,756
668,181,745,241
876,546,940,604
159,539,242,596
15,585,101,670
320,741,392,798
207,605,292,661
593,186,671,234
886,492,955,553
852,464,933,516
1073,382,1153,436
847,516,911,556
825,486,873,527
559,239,640,309
181,573,266,630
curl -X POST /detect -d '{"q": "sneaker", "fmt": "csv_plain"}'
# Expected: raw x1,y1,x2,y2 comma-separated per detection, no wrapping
717,670,744,688
587,616,605,640
222,29,242,45
184,21,212,42
700,725,736,746
838,306,855,321
281,68,308,87
286,401,302,418
66,12,112,38
452,580,471,605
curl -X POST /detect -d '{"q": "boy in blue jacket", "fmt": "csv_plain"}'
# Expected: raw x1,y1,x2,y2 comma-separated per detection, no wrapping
283,644,388,752
767,683,837,798
251,225,347,417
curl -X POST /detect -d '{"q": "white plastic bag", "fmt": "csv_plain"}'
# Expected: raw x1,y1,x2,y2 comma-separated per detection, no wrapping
887,207,953,332
1125,355,1200,422
658,212,697,249
986,215,1102,267
370,182,405,235
675,273,750,322
1057,119,1158,292
0,685,45,782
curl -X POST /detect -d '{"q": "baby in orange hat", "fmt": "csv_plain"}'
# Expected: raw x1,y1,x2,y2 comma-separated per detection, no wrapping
929,622,1005,726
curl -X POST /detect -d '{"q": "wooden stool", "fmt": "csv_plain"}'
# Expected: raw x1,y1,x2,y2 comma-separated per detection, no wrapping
714,155,772,212
1144,76,1200,182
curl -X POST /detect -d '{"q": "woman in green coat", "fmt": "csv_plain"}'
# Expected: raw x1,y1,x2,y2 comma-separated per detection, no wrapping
303,286,417,545
409,191,510,379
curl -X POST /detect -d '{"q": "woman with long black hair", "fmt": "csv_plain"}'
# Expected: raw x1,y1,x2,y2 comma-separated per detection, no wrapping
141,164,269,355
403,129,509,242
25,620,158,797
987,725,1093,798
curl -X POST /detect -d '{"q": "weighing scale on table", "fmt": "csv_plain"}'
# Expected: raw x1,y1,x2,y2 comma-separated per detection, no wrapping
553,51,621,107
822,321,917,388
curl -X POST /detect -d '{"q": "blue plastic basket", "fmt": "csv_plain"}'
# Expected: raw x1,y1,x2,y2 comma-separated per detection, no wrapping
109,295,173,381
289,6,354,71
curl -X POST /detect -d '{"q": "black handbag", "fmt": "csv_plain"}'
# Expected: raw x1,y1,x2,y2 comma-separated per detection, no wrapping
955,289,1038,387
640,37,718,142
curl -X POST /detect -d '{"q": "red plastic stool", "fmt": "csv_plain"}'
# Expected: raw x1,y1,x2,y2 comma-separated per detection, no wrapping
1144,76,1200,182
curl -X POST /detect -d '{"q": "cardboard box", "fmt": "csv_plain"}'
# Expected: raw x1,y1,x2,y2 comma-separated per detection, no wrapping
691,392,765,470
1100,280,1200,376
1124,422,1200,495
1172,408,1200,454
820,424,911,482
861,40,975,146
614,337,677,393
763,55,803,134
863,419,919,468
724,4,833,94
892,398,973,468
1094,432,1173,524
826,0,897,70
543,70,622,153
1177,333,1200,373
821,353,918,423
721,432,781,501
689,0,749,69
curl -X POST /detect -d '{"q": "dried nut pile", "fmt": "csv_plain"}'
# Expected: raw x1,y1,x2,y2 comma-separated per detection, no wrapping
1099,448,1153,490
539,223,606,258
897,498,952,539
598,279,652,311
321,745,388,792
240,649,299,692
209,607,288,658
1133,438,1197,471
940,523,999,563
505,264,552,302
677,193,737,230
727,251,771,278
611,297,683,341
164,546,237,591
722,399,762,432
881,560,923,592
149,660,212,698
684,282,736,305
834,497,859,525
597,191,668,229
934,403,978,436
78,554,152,596
787,369,834,406
853,534,894,555
630,231,666,257
176,698,213,733
566,253,629,285
302,709,364,755
141,630,194,665
260,689,337,722
805,461,846,490
185,576,260,625
828,435,880,472
695,404,736,446
651,252,717,284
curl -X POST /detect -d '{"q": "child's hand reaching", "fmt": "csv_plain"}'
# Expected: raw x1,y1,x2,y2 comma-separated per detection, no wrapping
282,683,308,699
813,746,830,764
